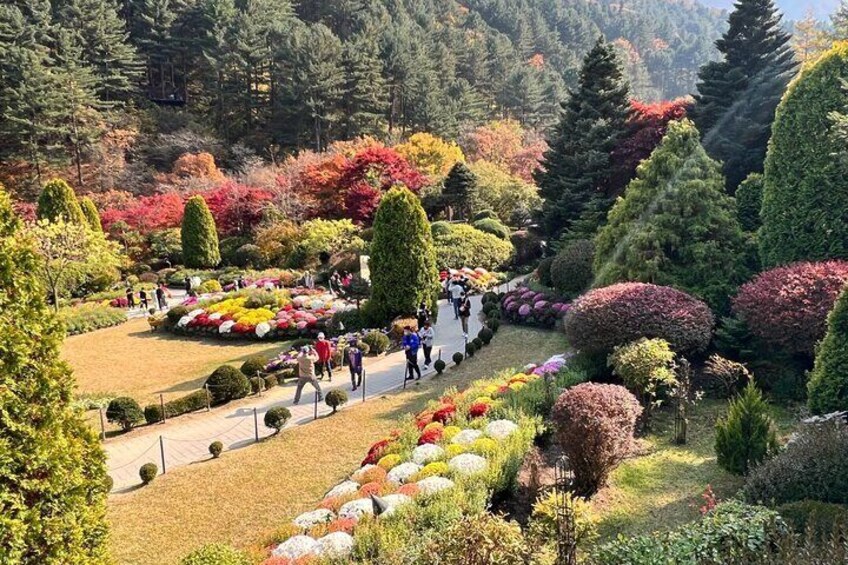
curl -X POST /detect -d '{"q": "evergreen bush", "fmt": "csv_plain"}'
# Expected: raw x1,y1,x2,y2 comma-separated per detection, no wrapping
362,331,390,354
472,218,511,240
715,382,779,475
325,389,348,413
736,173,763,232
433,223,514,271
205,365,250,405
808,286,848,414
425,513,532,564
434,359,446,374
180,543,250,565
106,397,144,432
608,338,677,425
537,256,554,287
473,210,499,221
37,178,86,224
453,351,464,365
479,327,494,344
550,239,594,297
249,376,264,394
139,463,158,485
466,341,476,357
181,195,221,268
208,441,223,459
80,196,103,232
777,501,848,538
240,356,268,377
264,406,291,433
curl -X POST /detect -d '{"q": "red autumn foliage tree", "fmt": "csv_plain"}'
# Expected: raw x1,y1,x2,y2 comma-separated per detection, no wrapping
300,153,348,219
459,119,547,183
732,261,848,356
202,182,274,236
100,192,185,233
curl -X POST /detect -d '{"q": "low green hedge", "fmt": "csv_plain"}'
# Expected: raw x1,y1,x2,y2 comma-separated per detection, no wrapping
144,390,209,424
58,304,127,335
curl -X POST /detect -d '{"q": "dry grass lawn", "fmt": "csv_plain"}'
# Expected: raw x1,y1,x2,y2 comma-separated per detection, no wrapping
106,326,567,565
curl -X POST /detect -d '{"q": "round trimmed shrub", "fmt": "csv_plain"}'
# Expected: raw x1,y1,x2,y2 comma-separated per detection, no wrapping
489,318,500,333
139,462,158,485
240,356,267,377
552,383,642,496
264,406,291,433
209,441,223,459
180,543,250,565
511,230,544,266
325,389,348,413
167,305,189,325
551,239,594,296
808,286,848,414
478,327,493,345
197,279,222,294
453,351,464,366
732,261,848,356
465,341,477,357
433,223,514,271
481,291,499,305
205,365,250,405
143,404,164,424
564,283,714,356
472,218,511,240
430,220,452,237
37,178,86,224
434,359,446,374
106,397,143,432
231,244,264,269
473,210,499,221
472,337,483,350
249,376,264,394
363,331,390,355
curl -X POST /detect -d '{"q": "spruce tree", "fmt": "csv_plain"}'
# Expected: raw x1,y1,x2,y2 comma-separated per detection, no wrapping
808,285,848,414
80,196,102,232
0,186,109,563
442,162,477,220
181,195,220,268
691,0,796,193
534,36,631,239
341,33,389,138
760,43,848,267
715,381,779,475
735,173,763,232
37,178,87,225
369,187,439,323
594,120,750,311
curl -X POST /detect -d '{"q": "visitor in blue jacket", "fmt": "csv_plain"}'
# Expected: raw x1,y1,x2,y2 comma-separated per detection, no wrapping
402,326,422,381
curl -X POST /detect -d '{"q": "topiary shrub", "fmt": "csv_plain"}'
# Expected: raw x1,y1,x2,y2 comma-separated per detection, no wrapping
736,173,763,232
264,406,291,434
551,239,595,297
181,195,220,268
143,405,163,425
715,382,779,475
230,244,264,269
743,417,848,505
478,327,494,345
80,196,102,232
424,512,532,563
37,178,86,224
537,256,554,287
249,376,264,395
489,318,500,333
434,359,446,374
564,282,714,357
608,338,677,426
807,286,848,414
240,356,267,378
473,210,499,221
139,463,158,485
362,331,390,355
205,365,250,405
106,397,143,432
433,223,514,271
510,230,544,267
180,543,250,565
472,218,511,240
472,337,483,350
325,389,348,413
465,341,477,357
208,441,223,459
167,305,189,325
196,279,222,294
552,383,642,496
732,261,848,357
777,500,848,538
263,374,278,389
453,351,464,366
430,221,452,237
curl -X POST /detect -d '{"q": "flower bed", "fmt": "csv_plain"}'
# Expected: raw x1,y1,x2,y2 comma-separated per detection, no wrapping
500,287,570,329
441,267,504,293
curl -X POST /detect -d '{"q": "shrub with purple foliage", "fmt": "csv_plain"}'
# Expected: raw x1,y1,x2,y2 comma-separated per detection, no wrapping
500,287,569,328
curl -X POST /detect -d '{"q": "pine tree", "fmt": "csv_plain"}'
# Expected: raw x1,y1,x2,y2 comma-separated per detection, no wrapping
534,36,631,239
0,186,109,563
341,33,389,138
80,196,103,232
594,120,751,311
369,187,439,323
808,285,848,414
833,0,848,38
181,195,220,268
715,381,779,475
691,0,796,193
735,172,763,232
442,162,477,221
37,178,87,225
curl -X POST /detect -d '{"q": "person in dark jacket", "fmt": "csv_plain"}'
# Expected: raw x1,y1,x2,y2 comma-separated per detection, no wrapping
458,292,472,338
348,340,364,391
402,326,422,381
416,301,430,330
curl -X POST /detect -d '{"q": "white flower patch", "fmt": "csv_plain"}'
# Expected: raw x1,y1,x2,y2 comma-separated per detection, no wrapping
314,532,355,558
485,419,518,440
412,443,444,465
382,494,412,509
386,462,421,485
272,535,317,559
292,508,334,529
177,315,192,328
209,312,222,320
255,322,271,338
448,453,488,476
324,480,360,499
218,320,236,334
451,429,482,446
338,498,374,520
415,476,455,495
187,308,204,320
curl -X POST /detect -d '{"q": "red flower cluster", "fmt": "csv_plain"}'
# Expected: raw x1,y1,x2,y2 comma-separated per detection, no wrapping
468,403,490,418
361,438,391,466
415,410,435,430
189,314,224,329
418,427,443,445
432,404,457,424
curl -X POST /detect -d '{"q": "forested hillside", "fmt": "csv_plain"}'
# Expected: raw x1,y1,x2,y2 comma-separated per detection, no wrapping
0,0,724,197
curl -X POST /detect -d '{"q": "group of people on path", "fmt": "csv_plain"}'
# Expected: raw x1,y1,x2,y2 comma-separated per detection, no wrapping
445,275,473,337
293,332,365,404
125,282,170,311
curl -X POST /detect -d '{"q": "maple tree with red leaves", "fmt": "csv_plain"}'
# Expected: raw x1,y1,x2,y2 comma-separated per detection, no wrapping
202,182,274,236
100,192,184,233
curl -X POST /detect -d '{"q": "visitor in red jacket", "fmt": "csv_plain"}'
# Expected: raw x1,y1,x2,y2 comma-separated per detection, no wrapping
314,332,334,382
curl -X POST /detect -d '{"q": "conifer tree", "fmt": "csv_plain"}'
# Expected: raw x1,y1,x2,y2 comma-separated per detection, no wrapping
534,36,631,239
0,186,109,563
341,33,389,138
37,178,87,225
715,381,779,475
691,0,796,193
181,195,220,268
80,196,103,232
442,162,477,220
808,285,848,414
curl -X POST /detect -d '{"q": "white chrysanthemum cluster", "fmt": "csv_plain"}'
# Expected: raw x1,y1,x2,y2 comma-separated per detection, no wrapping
416,476,455,495
448,453,488,476
324,480,359,499
412,443,444,465
485,419,518,440
338,498,375,520
292,508,334,529
387,462,421,485
451,429,482,446
272,535,317,559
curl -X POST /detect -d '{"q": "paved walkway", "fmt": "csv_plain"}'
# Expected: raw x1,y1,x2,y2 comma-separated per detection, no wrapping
106,283,516,491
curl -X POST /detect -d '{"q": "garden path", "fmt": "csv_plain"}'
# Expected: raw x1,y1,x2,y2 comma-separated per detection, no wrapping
105,282,519,490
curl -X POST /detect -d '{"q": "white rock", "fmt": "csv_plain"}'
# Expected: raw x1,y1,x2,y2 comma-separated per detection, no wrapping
386,462,421,485
324,480,360,499
411,443,445,465
448,453,488,476
485,419,519,440
338,498,374,520
314,532,355,558
272,535,317,559
451,429,482,446
292,508,334,529
415,476,455,495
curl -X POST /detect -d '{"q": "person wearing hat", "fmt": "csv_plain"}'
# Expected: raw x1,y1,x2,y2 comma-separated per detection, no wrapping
293,345,322,404
314,332,334,381
402,326,422,381
347,339,364,391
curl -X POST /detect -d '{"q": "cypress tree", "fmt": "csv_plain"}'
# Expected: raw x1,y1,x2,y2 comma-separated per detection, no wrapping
37,178,87,225
760,43,848,267
442,162,477,220
369,187,439,323
715,382,779,475
735,172,763,232
534,36,631,239
181,195,220,268
808,285,848,414
691,0,796,193
0,186,109,563
80,196,102,232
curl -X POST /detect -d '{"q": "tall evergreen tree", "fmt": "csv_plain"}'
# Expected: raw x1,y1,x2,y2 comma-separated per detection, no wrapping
691,0,796,193
80,196,103,232
37,178,87,225
0,186,109,563
181,195,220,268
341,33,389,138
442,162,477,221
808,284,848,414
534,36,631,239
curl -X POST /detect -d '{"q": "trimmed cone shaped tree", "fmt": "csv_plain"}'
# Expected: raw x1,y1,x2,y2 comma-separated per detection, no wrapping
0,186,109,562
37,178,87,225
80,196,103,232
181,195,220,268
369,187,439,323
808,285,848,414
715,382,779,475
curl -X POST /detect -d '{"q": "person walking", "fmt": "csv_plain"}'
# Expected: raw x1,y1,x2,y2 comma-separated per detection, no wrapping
419,320,435,369
402,326,422,381
458,292,472,338
125,286,136,309
155,284,168,310
184,276,192,295
348,339,364,391
139,288,149,310
416,300,430,330
314,332,334,382
293,346,322,404
449,278,464,319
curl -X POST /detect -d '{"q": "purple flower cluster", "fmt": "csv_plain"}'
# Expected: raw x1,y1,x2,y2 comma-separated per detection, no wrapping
500,288,570,329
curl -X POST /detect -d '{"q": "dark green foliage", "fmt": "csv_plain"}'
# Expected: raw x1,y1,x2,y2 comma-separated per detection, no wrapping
370,188,439,323
760,44,848,267
594,120,751,311
240,356,268,378
715,382,779,475
473,210,499,221
735,173,763,232
537,257,554,287
472,337,484,350
808,286,848,414
535,37,631,239
442,163,477,220
472,218,510,240
691,0,795,192
433,223,514,271
106,396,144,431
434,359,446,374
551,239,594,297
264,406,291,433
263,375,279,389
249,376,264,394
777,501,848,538
205,365,250,405
231,244,264,269
325,389,348,413
80,196,103,232
489,318,500,333
510,230,544,267
332,309,366,333
143,405,162,425
37,178,86,224
453,351,464,365
466,341,477,357
139,463,158,485
143,390,211,424
209,441,223,459
430,221,452,237
181,195,221,269
362,331,390,355
479,327,494,345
